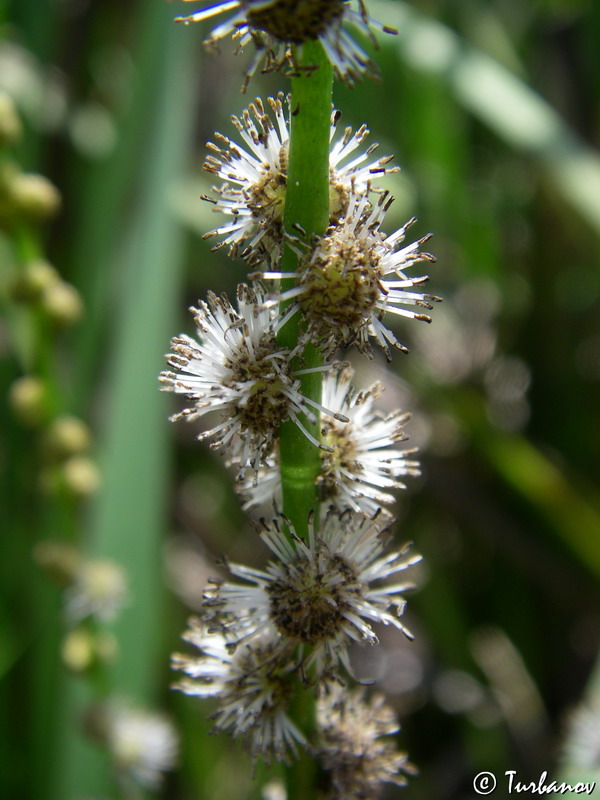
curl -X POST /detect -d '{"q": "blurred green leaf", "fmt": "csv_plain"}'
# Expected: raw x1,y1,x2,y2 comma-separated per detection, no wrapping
374,0,600,238
56,6,198,798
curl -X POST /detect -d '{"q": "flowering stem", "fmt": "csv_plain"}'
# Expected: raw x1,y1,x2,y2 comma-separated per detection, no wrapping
275,39,333,800
277,40,333,539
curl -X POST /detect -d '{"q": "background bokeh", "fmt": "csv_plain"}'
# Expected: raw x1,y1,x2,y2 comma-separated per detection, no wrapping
1,0,600,798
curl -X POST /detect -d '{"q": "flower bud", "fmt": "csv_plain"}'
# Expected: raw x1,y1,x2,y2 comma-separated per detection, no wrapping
43,415,92,460
10,259,60,303
33,540,81,586
10,173,61,220
62,627,95,672
40,455,101,498
42,281,84,326
0,92,22,146
61,455,101,498
62,628,117,673
9,375,48,427
65,558,127,623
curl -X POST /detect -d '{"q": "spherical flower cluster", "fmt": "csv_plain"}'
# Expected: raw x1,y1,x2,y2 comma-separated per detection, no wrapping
239,366,421,515
172,510,420,764
317,682,416,799
172,619,304,762
201,510,421,678
171,0,396,89
159,283,346,473
96,702,178,789
64,558,128,624
203,93,398,264
318,368,420,509
260,190,440,360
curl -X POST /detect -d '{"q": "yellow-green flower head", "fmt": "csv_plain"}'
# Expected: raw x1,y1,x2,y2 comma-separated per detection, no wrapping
203,93,398,265
171,0,396,88
238,366,420,515
260,191,441,360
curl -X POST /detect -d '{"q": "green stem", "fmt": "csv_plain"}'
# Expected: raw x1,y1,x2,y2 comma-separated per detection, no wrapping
7,225,80,798
277,40,333,800
277,40,333,540
11,226,61,414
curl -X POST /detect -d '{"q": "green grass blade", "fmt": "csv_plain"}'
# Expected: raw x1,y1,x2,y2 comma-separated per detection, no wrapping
56,8,197,797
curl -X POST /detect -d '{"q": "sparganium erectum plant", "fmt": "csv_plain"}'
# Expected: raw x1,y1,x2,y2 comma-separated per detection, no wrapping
162,1,439,795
